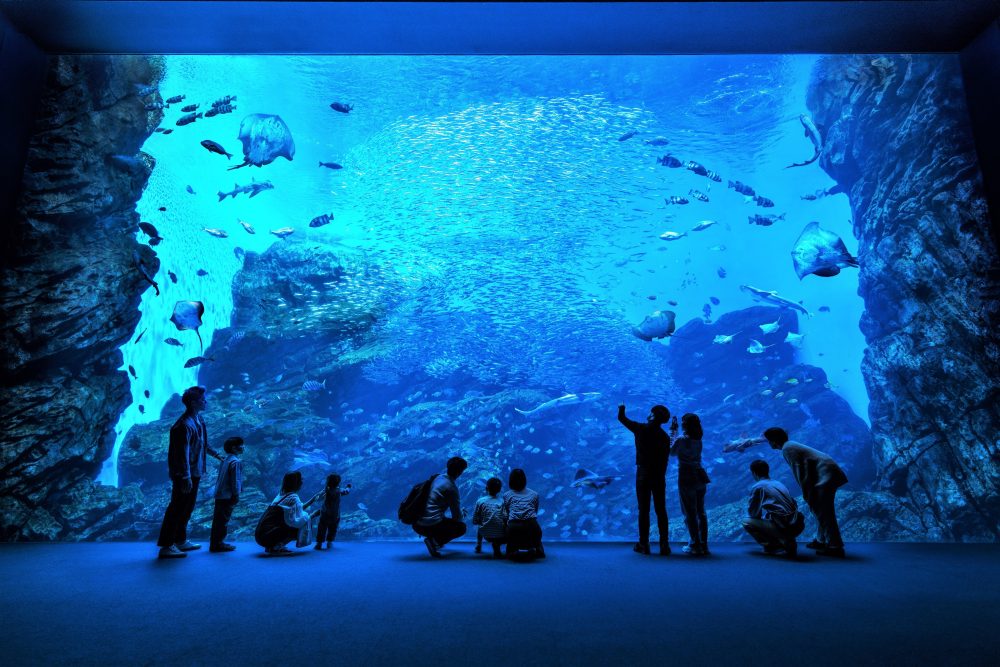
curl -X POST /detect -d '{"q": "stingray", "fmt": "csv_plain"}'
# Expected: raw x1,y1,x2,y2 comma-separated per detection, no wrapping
632,310,676,341
791,221,859,279
228,114,295,170
170,301,205,351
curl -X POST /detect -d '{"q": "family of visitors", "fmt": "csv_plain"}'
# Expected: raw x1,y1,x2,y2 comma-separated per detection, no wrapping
156,386,849,560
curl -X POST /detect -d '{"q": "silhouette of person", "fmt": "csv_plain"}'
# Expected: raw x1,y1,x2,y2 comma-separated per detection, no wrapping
157,385,222,559
502,468,544,560
763,427,848,558
742,459,804,557
473,477,506,557
413,456,468,557
315,473,351,550
618,403,672,555
209,436,244,553
671,413,711,555
255,471,319,556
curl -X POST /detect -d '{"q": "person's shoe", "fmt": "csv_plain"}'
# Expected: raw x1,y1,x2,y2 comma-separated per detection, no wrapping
271,546,294,556
175,540,201,552
158,545,187,559
783,540,798,558
209,543,236,553
701,545,711,556
682,544,703,555
805,540,827,550
633,542,651,555
313,543,324,551
492,543,503,559
762,543,784,555
326,542,333,549
818,545,846,558
659,542,672,556
535,544,546,559
423,537,441,558
474,544,482,554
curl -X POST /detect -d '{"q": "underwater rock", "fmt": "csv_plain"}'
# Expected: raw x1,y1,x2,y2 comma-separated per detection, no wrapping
807,55,1000,540
0,55,163,540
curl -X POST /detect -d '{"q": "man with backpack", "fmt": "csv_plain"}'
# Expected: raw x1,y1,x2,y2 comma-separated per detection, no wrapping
403,456,468,558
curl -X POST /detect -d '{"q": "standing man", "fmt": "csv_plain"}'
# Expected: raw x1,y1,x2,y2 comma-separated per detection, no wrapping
618,403,672,555
413,456,468,558
157,385,222,559
763,427,848,558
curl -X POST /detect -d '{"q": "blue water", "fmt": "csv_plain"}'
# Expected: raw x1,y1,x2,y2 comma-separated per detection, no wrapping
100,55,866,486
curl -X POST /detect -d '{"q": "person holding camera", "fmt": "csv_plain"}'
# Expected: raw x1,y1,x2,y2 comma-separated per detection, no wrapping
617,403,672,555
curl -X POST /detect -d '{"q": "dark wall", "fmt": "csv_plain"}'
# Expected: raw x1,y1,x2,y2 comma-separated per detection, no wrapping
961,17,1000,246
0,11,46,256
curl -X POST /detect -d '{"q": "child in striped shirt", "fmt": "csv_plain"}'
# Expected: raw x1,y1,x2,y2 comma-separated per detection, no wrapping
472,477,506,558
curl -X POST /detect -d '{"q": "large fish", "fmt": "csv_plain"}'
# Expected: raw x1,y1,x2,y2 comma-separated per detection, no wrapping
229,113,295,170
786,114,822,168
514,392,602,416
790,221,859,279
740,285,811,317
632,310,676,340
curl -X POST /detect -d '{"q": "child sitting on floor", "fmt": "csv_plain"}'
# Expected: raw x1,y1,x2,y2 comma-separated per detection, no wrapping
472,477,506,558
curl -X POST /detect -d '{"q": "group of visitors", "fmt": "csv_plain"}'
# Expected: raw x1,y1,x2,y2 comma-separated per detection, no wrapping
156,386,849,561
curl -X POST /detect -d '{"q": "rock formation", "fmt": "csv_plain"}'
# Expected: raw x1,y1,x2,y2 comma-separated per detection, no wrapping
807,55,1000,540
0,56,162,539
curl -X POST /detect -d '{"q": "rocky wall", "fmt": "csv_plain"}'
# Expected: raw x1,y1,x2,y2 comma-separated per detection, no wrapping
0,56,163,540
806,55,1000,540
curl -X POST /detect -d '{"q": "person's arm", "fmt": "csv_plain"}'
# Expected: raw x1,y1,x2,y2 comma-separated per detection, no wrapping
748,487,764,520
617,405,640,433
180,424,195,491
448,483,463,521
472,502,483,526
531,492,539,515
230,460,242,500
340,485,352,496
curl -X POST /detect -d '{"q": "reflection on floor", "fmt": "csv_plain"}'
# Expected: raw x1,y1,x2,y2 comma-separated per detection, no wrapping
2,542,998,665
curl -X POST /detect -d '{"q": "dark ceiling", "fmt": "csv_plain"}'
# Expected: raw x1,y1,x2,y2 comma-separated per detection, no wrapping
0,1,998,55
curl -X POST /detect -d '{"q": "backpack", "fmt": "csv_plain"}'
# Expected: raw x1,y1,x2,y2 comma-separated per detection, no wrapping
397,474,438,525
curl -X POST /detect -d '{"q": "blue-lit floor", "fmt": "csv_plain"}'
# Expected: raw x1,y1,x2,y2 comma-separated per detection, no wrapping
2,542,998,665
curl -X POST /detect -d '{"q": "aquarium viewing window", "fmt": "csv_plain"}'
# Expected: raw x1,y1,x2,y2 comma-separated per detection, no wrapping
1,2,998,546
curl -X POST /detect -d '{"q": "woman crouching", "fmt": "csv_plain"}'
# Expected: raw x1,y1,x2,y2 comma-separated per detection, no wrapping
255,471,318,556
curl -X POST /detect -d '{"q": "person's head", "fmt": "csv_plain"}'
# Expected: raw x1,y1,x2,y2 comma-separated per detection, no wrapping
327,473,342,489
446,456,468,479
509,468,527,493
750,459,770,481
486,477,502,497
681,413,703,439
281,471,303,494
763,427,789,449
181,385,207,413
223,436,244,455
648,404,670,425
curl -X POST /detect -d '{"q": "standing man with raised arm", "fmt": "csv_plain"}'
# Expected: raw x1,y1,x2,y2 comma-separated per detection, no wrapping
156,385,223,559
618,403,673,555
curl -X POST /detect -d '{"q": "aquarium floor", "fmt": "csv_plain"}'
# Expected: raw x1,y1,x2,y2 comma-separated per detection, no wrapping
1,541,998,666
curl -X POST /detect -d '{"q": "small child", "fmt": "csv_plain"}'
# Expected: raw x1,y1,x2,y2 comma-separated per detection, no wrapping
315,473,351,550
210,436,244,553
472,477,506,558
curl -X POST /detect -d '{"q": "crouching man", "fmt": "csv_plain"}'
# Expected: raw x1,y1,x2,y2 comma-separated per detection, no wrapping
743,459,804,558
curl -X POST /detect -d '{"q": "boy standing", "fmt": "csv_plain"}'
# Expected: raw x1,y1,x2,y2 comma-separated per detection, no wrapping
209,437,244,553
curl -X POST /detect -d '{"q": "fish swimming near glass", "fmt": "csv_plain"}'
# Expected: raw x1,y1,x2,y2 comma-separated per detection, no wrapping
571,468,621,490
229,113,295,170
170,300,205,350
217,178,274,201
183,355,215,368
514,392,602,416
740,284,811,317
309,213,335,228
656,155,682,168
644,136,669,146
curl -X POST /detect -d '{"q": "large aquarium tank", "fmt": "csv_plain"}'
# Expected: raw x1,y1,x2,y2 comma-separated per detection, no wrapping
4,53,998,543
